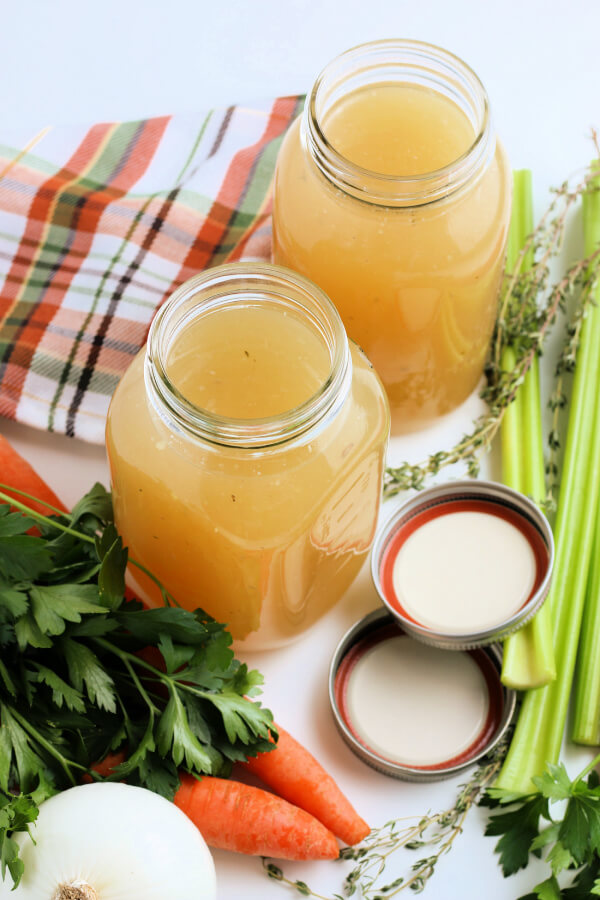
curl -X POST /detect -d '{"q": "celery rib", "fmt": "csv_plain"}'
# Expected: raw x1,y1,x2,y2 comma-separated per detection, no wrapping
572,501,600,744
500,170,555,690
571,170,600,746
495,171,600,790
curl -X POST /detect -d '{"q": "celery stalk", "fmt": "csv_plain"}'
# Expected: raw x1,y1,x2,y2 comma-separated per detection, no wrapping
500,170,555,690
572,502,600,744
495,169,600,792
571,173,600,746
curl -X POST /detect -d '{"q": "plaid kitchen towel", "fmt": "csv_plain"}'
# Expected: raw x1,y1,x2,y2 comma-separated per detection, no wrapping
0,97,303,444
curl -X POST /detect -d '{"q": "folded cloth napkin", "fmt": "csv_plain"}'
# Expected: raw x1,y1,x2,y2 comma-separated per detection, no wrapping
0,97,303,444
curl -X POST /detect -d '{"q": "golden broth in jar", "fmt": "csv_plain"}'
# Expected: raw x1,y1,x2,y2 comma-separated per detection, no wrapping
106,265,389,649
272,40,512,430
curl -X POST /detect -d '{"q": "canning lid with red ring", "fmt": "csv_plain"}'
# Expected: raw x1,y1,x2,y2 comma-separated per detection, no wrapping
329,609,516,781
370,480,554,651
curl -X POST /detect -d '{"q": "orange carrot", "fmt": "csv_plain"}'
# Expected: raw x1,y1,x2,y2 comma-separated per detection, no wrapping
0,436,361,855
0,433,66,515
174,774,339,860
83,751,128,784
242,724,370,846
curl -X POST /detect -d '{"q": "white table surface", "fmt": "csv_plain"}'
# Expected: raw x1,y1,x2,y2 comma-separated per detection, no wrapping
1,1,599,897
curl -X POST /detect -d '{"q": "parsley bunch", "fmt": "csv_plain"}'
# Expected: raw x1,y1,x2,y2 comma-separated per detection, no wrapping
0,483,274,887
484,755,600,898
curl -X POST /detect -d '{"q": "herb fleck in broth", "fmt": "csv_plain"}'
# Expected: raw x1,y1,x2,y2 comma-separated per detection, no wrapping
165,304,331,418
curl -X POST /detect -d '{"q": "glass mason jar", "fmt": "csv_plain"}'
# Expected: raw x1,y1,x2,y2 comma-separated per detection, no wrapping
106,264,390,650
272,40,512,432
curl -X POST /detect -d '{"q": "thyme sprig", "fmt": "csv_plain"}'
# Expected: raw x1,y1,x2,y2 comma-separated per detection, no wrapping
264,738,508,899
384,156,600,502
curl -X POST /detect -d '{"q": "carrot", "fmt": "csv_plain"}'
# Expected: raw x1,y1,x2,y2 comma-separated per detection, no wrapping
83,751,128,783
0,433,67,515
174,774,340,860
0,436,358,856
242,724,370,846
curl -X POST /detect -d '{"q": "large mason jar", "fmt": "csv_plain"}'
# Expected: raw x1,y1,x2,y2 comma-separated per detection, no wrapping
106,264,389,649
272,40,512,432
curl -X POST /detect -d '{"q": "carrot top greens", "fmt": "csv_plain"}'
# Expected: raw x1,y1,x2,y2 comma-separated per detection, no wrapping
0,483,274,889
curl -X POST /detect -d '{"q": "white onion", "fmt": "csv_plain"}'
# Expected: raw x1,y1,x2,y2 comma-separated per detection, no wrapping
1,782,217,899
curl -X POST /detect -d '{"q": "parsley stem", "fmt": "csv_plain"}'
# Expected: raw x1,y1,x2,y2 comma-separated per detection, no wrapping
0,487,95,544
0,483,69,518
91,636,177,692
126,557,181,608
573,749,600,785
120,655,160,715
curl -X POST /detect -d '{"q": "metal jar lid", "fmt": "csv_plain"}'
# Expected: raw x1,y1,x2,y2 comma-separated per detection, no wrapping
370,479,554,651
329,609,517,781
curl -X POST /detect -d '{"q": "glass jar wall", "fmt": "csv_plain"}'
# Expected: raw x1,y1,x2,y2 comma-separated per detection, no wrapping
106,264,389,649
272,40,512,431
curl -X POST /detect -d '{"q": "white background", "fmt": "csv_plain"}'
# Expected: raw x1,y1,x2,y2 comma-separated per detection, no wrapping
1,1,599,897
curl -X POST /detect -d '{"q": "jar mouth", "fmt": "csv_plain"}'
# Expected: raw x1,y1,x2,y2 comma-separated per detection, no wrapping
145,264,352,449
305,39,494,207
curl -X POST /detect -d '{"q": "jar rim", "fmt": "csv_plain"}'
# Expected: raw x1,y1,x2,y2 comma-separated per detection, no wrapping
145,263,352,449
305,38,494,207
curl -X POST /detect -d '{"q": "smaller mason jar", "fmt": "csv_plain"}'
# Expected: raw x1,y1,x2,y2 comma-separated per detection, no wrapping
106,264,389,650
272,40,512,432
